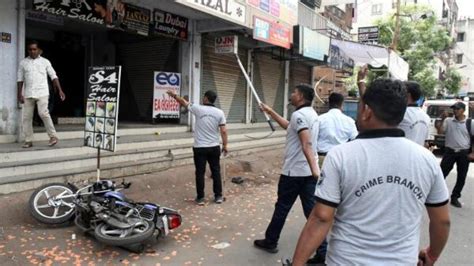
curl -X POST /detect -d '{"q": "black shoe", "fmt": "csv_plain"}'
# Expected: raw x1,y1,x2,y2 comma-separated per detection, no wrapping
307,252,326,265
214,196,223,204
451,198,462,208
195,197,205,205
253,239,278,253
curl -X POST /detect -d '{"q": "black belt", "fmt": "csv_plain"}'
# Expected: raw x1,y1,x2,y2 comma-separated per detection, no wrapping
318,152,327,156
446,147,470,153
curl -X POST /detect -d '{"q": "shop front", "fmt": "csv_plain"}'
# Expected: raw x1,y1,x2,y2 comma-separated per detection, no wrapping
25,1,193,124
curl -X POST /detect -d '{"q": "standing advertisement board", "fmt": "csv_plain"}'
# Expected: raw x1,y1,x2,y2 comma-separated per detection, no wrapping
85,66,121,152
153,72,181,120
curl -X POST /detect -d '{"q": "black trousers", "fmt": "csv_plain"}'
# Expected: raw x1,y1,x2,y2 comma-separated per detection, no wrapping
193,146,222,199
440,148,470,199
264,175,327,255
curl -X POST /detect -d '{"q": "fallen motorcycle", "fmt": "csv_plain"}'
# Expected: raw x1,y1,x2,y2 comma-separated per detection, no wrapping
28,180,182,251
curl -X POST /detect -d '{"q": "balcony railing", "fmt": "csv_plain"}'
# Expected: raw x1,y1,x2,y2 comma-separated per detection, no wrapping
298,2,327,30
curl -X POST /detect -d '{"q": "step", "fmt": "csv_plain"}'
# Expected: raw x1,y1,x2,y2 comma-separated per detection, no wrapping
2,122,272,144
0,128,286,163
0,141,285,195
0,135,285,179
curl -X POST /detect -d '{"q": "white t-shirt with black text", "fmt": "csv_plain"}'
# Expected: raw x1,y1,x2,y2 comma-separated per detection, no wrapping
188,103,226,148
281,105,319,177
316,129,449,265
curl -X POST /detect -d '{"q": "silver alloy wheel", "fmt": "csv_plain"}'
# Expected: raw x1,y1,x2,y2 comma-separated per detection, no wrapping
33,185,75,220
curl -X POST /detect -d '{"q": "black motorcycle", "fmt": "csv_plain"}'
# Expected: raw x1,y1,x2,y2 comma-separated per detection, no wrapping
29,180,182,251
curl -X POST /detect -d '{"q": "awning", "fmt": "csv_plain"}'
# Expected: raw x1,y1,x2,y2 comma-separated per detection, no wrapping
330,39,409,81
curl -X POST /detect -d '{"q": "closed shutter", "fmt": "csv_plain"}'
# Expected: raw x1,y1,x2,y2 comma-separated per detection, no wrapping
117,39,179,121
252,53,285,122
288,62,312,119
201,36,248,123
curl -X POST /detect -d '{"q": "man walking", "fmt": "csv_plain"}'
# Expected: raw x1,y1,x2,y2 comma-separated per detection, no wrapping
398,81,431,146
17,40,65,148
436,101,472,208
254,84,327,263
167,90,228,205
291,78,450,265
317,93,358,166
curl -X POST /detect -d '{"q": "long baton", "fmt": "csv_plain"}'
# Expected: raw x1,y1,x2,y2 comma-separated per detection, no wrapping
234,54,275,132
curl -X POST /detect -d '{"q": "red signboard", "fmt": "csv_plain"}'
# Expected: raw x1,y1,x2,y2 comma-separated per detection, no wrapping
253,16,291,49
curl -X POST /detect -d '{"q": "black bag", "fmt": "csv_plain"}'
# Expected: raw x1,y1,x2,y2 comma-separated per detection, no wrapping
465,118,474,162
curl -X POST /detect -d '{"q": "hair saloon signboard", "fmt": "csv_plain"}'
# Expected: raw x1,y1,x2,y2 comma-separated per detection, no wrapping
33,0,105,25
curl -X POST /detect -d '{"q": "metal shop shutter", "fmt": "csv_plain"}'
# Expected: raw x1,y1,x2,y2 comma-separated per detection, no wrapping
252,52,285,122
201,36,248,123
117,39,179,121
288,61,312,119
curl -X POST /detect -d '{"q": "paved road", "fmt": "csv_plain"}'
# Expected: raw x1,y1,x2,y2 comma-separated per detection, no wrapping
0,150,472,265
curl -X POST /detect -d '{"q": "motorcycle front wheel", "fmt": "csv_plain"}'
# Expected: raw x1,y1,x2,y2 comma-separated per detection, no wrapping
29,183,76,224
94,220,155,246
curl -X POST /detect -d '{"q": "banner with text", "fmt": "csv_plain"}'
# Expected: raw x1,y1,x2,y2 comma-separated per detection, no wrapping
247,0,298,26
153,72,181,120
153,9,188,40
215,35,238,54
85,66,121,152
253,16,291,49
108,3,151,36
33,0,105,25
176,0,246,25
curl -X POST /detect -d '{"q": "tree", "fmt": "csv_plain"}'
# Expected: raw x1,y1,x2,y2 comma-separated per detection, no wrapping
375,4,452,97
443,69,462,95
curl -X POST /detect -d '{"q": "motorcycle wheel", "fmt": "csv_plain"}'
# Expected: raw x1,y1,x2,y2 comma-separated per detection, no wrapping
94,220,155,246
29,183,76,224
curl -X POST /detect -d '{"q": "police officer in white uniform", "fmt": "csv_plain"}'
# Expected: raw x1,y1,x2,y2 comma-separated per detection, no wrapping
254,84,327,263
317,92,358,166
167,90,228,205
292,78,451,266
436,101,473,208
398,81,431,146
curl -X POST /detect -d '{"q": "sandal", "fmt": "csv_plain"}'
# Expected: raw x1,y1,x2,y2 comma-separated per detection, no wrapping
22,142,33,148
48,137,58,147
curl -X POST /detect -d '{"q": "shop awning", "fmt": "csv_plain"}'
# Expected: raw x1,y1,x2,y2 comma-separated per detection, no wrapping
330,39,409,81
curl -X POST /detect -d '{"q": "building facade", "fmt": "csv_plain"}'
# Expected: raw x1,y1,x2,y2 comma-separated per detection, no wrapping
0,0,348,142
454,19,474,95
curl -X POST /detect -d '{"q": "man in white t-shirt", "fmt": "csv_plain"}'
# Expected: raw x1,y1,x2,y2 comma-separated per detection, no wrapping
317,92,358,167
17,40,66,148
253,84,327,263
398,81,431,146
167,90,228,205
292,77,450,266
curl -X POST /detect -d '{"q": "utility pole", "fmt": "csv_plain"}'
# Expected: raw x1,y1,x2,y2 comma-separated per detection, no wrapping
390,0,401,50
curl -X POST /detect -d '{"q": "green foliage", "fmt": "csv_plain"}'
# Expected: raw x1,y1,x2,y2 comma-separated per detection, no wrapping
343,69,359,95
413,68,438,97
443,69,462,95
374,4,452,97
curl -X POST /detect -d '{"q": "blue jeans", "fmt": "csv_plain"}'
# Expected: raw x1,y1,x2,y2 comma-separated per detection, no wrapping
265,175,328,255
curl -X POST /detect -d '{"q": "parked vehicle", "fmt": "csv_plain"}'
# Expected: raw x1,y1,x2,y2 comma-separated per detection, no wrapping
422,99,473,148
29,180,182,252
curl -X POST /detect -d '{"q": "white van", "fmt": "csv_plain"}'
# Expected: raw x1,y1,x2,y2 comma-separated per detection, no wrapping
422,99,472,148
